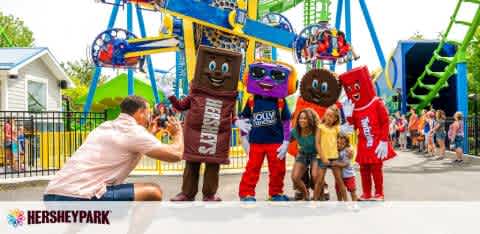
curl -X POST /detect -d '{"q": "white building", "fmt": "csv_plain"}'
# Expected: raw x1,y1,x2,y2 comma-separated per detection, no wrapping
0,48,74,111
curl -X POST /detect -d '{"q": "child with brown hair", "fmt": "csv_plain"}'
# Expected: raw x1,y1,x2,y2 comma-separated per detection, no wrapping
332,133,358,201
313,105,347,201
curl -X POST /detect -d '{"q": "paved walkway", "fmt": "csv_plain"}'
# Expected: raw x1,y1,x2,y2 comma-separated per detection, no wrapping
1,151,479,201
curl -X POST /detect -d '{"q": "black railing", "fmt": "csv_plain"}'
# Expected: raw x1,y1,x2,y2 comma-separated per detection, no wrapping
0,111,107,179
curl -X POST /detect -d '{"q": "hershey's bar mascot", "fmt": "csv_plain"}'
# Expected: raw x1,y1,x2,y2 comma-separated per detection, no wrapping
160,46,243,201
237,60,297,201
339,66,396,201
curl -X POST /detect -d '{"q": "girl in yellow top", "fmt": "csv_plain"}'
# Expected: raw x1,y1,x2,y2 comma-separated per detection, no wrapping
313,105,347,201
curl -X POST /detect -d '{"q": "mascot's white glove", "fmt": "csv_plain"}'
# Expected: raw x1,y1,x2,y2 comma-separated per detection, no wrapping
276,140,289,160
159,84,174,98
342,99,355,118
375,141,388,160
340,124,354,134
240,135,250,155
235,119,252,133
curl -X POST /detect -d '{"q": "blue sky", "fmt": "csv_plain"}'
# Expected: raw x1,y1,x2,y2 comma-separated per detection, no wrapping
0,0,476,77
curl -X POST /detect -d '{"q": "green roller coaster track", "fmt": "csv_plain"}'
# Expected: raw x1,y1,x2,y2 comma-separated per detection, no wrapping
258,0,304,18
258,0,330,68
409,0,480,111
258,0,480,111
258,0,331,25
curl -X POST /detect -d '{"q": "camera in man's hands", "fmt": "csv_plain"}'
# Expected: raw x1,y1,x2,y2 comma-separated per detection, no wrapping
153,104,175,128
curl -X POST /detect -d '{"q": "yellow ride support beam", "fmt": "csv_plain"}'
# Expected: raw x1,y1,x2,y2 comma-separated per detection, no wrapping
242,0,260,105
128,34,175,43
163,10,292,51
183,19,197,81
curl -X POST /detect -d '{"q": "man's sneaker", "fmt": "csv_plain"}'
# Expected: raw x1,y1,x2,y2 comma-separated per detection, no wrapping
372,194,385,201
170,193,194,201
202,195,222,202
240,196,256,202
270,194,290,201
358,194,372,201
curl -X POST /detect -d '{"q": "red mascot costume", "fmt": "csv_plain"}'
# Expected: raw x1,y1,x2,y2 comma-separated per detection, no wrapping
339,66,396,201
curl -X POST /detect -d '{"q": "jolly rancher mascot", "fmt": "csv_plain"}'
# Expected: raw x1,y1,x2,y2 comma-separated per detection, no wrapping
236,60,297,201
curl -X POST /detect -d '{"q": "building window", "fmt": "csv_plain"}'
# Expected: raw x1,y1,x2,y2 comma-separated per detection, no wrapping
27,80,47,111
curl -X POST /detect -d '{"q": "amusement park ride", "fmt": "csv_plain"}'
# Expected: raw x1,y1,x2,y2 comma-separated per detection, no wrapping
82,0,385,119
83,0,480,121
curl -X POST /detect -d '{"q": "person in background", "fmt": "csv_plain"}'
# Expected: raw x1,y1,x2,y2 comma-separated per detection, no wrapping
423,111,431,155
417,110,427,153
396,115,408,151
448,112,465,164
154,103,172,144
3,118,14,171
16,126,25,171
425,111,436,157
389,116,397,147
408,108,419,150
394,111,402,148
433,110,447,160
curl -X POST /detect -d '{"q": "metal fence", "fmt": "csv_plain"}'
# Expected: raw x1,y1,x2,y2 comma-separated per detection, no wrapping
445,116,480,156
0,109,359,179
133,128,296,175
0,111,106,179
0,111,267,178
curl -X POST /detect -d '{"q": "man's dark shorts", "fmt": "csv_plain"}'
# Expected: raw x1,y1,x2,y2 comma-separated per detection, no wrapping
43,183,134,201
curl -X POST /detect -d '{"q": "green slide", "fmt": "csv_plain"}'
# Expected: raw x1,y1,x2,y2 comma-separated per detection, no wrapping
409,0,480,111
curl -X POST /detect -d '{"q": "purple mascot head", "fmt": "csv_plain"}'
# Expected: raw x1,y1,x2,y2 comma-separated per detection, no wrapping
244,60,297,98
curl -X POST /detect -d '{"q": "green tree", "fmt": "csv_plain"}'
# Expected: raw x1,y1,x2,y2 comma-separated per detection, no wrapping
409,31,424,40
0,11,34,47
61,59,105,86
467,27,480,114
61,58,106,111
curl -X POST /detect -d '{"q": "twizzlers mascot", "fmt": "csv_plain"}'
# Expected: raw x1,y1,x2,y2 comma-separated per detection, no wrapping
288,68,342,200
237,60,297,201
339,66,396,201
160,45,243,201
